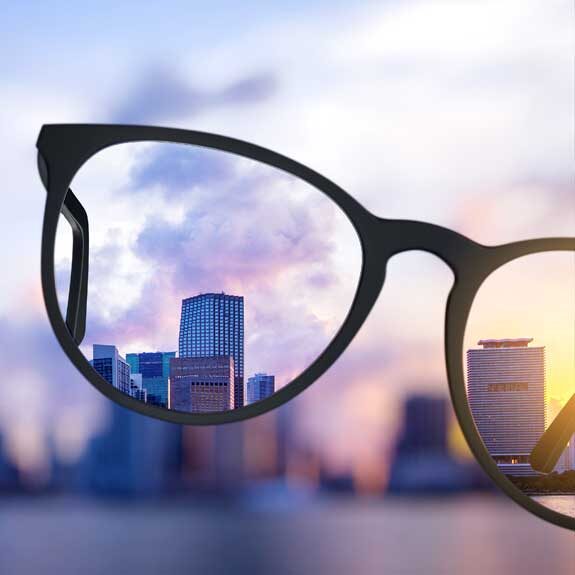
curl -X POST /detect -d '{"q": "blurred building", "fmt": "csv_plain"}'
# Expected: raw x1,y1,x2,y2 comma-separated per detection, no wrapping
178,402,299,493
387,394,469,493
179,293,244,408
247,373,275,405
170,356,234,413
243,410,282,479
467,338,545,476
174,421,246,493
0,434,19,490
92,344,131,395
213,423,245,490
399,395,448,453
126,351,175,408
80,403,182,495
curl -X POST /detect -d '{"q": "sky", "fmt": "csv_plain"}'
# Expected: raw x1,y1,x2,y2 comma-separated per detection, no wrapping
0,0,572,479
55,142,362,392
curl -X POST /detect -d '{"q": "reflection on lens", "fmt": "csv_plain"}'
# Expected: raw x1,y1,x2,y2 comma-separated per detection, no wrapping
465,252,575,520
54,143,361,414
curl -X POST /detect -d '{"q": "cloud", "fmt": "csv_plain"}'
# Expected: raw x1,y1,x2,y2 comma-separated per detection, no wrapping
110,65,277,124
129,144,234,194
450,175,575,244
76,143,359,388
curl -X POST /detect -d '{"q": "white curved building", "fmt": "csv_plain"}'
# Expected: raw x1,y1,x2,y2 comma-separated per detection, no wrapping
467,338,545,477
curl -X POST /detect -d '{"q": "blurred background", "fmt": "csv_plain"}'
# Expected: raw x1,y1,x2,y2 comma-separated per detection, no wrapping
0,1,573,573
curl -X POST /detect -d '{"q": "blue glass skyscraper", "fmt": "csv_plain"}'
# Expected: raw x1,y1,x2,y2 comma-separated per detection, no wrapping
179,293,244,408
126,351,175,408
247,373,275,405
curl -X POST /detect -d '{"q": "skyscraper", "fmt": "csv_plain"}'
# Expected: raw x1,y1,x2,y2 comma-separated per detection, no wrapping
169,356,234,413
246,373,275,405
92,344,131,395
396,395,448,454
126,351,176,408
387,393,473,494
467,338,545,476
179,293,244,408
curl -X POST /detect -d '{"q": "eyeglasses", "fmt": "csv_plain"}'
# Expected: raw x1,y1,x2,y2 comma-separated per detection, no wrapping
38,124,574,530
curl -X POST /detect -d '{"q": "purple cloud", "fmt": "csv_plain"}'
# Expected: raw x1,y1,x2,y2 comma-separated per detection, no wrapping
75,144,360,388
110,65,277,124
129,145,234,195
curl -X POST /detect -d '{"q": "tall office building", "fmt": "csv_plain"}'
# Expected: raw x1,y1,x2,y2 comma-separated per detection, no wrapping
246,373,275,405
467,338,545,476
396,395,448,454
387,394,469,493
92,344,131,395
126,351,176,408
179,293,244,408
169,356,234,413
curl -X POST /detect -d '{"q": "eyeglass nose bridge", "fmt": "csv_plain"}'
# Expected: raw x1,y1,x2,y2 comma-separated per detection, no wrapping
363,216,487,278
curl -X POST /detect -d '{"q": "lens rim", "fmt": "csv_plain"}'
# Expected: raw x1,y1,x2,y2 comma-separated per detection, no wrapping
38,124,378,425
447,248,575,531
38,125,575,530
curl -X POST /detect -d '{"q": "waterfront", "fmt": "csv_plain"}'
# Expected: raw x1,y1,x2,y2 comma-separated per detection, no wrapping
0,495,573,574
533,495,575,518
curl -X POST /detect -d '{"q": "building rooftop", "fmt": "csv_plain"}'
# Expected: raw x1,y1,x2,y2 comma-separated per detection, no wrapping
182,292,243,301
477,338,533,349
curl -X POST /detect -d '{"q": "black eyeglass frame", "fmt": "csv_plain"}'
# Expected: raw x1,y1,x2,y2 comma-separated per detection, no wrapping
38,124,575,530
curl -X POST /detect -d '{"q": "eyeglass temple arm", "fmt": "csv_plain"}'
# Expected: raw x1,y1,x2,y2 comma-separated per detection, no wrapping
530,393,575,473
38,152,88,345
59,189,89,345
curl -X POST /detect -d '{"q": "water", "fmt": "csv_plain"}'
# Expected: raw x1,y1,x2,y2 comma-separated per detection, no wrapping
533,495,575,518
0,495,574,574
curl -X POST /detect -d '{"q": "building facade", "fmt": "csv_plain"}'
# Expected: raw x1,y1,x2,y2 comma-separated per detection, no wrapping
92,344,131,395
169,356,234,413
397,395,448,454
467,338,545,476
386,394,469,493
126,351,176,408
179,293,244,408
129,373,147,403
246,373,275,405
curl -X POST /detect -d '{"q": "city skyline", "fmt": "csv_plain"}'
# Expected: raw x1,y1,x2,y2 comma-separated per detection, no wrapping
0,0,570,501
90,291,276,413
90,270,573,426
69,141,360,415
57,141,573,496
